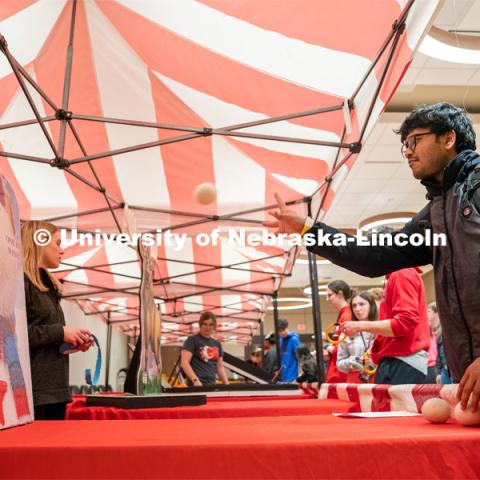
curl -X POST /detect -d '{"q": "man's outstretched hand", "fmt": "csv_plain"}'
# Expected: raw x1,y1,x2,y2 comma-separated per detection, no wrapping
457,357,480,411
263,193,306,234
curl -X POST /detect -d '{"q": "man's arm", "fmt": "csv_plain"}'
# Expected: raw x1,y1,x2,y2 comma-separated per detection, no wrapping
458,358,480,411
305,220,432,277
387,270,425,337
291,335,301,353
216,358,229,384
180,349,202,386
264,193,432,278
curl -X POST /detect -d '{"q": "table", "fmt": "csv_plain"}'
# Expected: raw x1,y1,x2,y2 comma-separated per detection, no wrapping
1,398,479,479
66,394,352,420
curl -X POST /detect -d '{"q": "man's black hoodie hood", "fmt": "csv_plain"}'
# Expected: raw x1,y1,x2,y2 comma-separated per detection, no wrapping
421,149,480,200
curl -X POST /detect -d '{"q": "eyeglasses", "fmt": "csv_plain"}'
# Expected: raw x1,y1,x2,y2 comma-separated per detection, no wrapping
401,131,436,158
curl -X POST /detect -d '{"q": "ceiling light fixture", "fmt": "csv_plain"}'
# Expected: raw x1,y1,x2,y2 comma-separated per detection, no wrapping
303,285,328,296
358,212,416,233
295,258,331,265
419,26,480,65
267,297,312,311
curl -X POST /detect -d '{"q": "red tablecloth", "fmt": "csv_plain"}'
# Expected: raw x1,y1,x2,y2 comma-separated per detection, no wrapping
66,395,354,420
1,413,479,479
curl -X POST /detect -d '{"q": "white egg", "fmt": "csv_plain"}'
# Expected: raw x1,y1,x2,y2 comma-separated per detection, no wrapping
194,183,216,205
421,397,451,424
454,402,480,427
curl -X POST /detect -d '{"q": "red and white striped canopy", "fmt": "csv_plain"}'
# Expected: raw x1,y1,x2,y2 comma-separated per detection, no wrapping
0,0,440,344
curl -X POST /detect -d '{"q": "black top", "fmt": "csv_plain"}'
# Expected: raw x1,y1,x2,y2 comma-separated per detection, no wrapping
25,269,70,406
182,334,223,385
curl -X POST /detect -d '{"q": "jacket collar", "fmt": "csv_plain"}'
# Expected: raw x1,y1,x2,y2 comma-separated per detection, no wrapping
39,268,62,301
421,150,480,199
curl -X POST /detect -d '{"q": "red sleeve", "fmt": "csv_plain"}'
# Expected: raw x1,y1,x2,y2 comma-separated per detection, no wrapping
388,271,422,337
338,306,352,324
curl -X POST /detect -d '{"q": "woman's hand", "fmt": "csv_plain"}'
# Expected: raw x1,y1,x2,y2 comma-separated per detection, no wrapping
348,356,363,371
77,337,94,352
63,327,92,346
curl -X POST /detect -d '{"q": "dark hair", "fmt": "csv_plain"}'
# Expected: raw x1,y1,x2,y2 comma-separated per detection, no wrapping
396,102,476,153
295,344,312,361
278,318,288,330
350,291,377,322
327,280,352,300
199,311,217,327
265,332,275,344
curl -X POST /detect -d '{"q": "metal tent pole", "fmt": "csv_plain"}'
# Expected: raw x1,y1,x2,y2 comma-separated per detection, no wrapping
57,0,77,161
272,295,281,373
307,202,326,384
105,313,113,390
259,319,265,365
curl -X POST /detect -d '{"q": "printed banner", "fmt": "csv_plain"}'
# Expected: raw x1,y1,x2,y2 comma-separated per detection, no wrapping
0,174,33,429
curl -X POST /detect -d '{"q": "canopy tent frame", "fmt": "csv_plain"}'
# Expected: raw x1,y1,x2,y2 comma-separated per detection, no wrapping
0,0,414,230
0,0,426,375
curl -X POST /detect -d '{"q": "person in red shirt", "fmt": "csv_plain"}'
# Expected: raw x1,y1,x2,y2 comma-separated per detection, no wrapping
341,267,430,385
325,280,352,383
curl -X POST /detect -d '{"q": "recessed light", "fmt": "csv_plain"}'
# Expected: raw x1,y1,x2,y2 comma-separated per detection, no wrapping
419,27,480,65
267,297,312,311
358,213,415,232
295,258,331,265
303,286,328,296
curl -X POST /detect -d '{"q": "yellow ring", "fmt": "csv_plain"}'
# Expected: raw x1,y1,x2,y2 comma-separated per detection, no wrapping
361,351,377,375
325,322,346,345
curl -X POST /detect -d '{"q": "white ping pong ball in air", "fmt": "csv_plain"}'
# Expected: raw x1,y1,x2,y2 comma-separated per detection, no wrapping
421,398,451,424
454,402,480,427
194,183,217,205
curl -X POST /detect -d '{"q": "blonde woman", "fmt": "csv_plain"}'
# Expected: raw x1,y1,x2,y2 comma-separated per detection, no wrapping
22,221,92,420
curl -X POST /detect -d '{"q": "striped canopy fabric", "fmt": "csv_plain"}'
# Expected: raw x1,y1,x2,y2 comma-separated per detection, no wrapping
0,0,440,344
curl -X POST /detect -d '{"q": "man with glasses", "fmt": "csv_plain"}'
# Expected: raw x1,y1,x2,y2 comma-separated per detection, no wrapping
181,312,229,386
265,103,480,410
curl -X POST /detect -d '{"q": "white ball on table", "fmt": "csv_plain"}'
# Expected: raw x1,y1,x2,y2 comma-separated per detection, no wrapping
421,397,451,424
454,402,480,427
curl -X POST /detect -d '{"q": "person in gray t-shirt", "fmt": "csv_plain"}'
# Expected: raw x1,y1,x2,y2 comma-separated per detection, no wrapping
181,312,229,386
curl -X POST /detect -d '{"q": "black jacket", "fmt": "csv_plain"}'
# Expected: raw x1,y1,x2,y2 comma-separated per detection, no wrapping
307,150,480,382
25,269,70,406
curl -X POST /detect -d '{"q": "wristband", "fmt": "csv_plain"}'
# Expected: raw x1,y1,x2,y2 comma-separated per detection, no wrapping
300,224,310,236
300,217,314,236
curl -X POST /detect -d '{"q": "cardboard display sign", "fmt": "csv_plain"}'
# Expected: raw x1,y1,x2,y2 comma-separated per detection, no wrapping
0,175,33,429
137,239,162,394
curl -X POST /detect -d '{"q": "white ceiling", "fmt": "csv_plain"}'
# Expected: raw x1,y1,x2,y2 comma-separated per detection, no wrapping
283,0,480,290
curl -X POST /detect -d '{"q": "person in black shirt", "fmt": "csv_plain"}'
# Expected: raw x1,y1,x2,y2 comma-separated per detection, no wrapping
22,221,93,420
181,312,229,386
